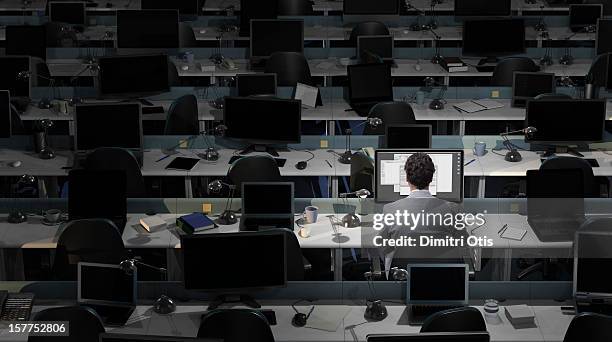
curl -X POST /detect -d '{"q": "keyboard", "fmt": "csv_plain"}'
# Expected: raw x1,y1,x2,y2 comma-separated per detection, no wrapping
229,155,286,167
0,292,34,321
409,305,461,324
142,106,165,115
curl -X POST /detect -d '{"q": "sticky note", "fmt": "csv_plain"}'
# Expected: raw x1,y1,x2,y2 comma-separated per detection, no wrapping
320,140,329,148
491,90,500,98
202,203,212,214
510,203,519,213
179,140,188,148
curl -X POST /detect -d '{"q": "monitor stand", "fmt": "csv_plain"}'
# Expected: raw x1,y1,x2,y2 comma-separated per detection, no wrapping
542,145,586,158
206,294,261,311
239,144,280,157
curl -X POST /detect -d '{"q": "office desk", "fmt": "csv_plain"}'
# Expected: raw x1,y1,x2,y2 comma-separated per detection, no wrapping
0,0,46,11
0,25,116,41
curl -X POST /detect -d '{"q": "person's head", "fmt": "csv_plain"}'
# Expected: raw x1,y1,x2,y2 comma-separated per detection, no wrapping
404,153,435,190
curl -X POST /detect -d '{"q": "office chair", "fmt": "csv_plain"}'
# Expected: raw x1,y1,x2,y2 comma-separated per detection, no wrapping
168,59,180,87
420,307,487,333
364,102,417,134
264,52,315,87
31,57,52,87
227,155,282,197
490,57,540,86
278,0,315,15
563,313,612,342
179,22,198,48
541,156,606,198
350,151,374,193
28,306,105,342
586,53,610,88
348,21,390,46
85,147,146,197
45,22,78,47
198,309,275,342
52,219,126,280
276,228,311,280
164,94,199,135
534,93,572,100
10,107,26,134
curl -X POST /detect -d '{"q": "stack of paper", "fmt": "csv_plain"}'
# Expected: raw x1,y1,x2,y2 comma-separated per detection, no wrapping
504,305,536,328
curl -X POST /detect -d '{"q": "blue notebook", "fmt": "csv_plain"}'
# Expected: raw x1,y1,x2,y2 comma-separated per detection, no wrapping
177,213,217,234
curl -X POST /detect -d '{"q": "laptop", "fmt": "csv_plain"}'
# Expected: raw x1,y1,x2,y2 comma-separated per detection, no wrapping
406,264,469,325
78,262,136,326
347,63,393,116
357,35,397,68
239,182,295,231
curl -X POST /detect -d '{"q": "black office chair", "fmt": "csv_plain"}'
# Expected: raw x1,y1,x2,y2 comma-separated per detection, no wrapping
540,156,605,198
227,155,282,197
563,313,612,342
51,219,126,280
350,151,374,193
28,306,104,342
348,21,390,46
10,106,26,134
534,93,572,100
276,228,311,280
179,22,198,48
364,101,417,134
164,94,199,135
31,57,52,87
198,309,275,342
586,53,609,88
168,59,180,87
85,147,146,198
45,22,77,47
278,0,314,15
420,307,487,333
264,52,314,87
490,57,540,86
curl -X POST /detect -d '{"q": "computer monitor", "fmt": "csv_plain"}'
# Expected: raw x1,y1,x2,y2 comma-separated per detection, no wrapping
357,35,393,61
181,231,286,307
239,0,277,36
462,19,525,64
78,262,136,305
49,1,86,25
100,334,219,342
574,230,612,298
511,72,556,108
570,4,603,31
0,91,10,139
343,0,399,22
140,0,199,15
0,56,31,99
236,74,277,97
250,19,304,60
607,54,612,90
375,149,464,203
223,97,301,156
454,0,511,16
68,169,127,222
585,0,612,16
366,332,490,342
525,99,606,145
347,63,393,106
242,182,294,216
406,264,469,305
384,124,432,148
97,54,170,98
116,10,179,48
5,26,47,60
74,103,143,152
597,19,612,55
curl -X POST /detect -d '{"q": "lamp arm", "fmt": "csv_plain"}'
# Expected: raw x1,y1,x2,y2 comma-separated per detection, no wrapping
134,260,167,274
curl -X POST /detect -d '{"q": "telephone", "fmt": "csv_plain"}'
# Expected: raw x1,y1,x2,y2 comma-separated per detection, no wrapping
0,291,34,321
220,58,237,70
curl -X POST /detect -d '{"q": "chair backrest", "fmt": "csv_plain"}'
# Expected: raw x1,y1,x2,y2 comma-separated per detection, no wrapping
534,93,572,100
277,0,314,15
276,228,305,280
198,309,275,342
52,218,126,280
28,306,104,342
179,22,198,47
420,307,487,333
264,52,314,87
350,151,374,193
540,156,597,197
10,106,26,135
587,53,610,88
563,312,612,342
491,57,540,86
227,155,282,197
168,59,180,86
31,57,51,87
164,94,199,135
349,21,390,46
85,147,146,197
364,102,417,135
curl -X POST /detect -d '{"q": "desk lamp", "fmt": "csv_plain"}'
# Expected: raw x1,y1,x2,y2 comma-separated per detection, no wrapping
339,189,371,228
338,118,382,164
499,126,537,162
363,266,409,321
207,179,238,225
559,25,595,66
163,125,227,161
8,175,36,224
34,119,55,160
423,77,447,110
119,258,175,314
17,71,57,109
535,6,547,32
428,28,444,65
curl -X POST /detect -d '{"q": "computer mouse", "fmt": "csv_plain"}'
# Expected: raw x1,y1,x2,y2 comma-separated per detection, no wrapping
8,161,22,168
403,29,411,34
153,295,176,314
295,161,308,170
292,313,308,327
199,29,207,34
181,65,189,71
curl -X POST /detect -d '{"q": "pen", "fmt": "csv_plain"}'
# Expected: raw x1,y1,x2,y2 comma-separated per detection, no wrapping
156,154,171,162
325,159,332,168
498,224,508,235
464,159,476,166
344,108,354,112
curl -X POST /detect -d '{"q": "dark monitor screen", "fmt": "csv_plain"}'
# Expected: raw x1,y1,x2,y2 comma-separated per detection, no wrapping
384,125,432,148
116,10,179,48
462,19,525,58
49,1,86,25
347,64,393,104
0,56,31,98
527,169,585,199
0,91,10,138
181,231,286,291
6,26,47,60
366,332,490,342
78,263,135,304
408,265,468,303
343,0,399,14
236,74,277,97
223,97,301,144
608,54,612,90
68,169,127,220
239,0,277,35
454,0,511,16
140,0,199,15
512,72,556,107
74,103,143,151
597,19,612,54
100,334,219,342
585,0,612,16
242,182,294,215
525,99,606,144
98,54,169,97
357,35,393,59
575,232,612,296
250,19,304,59
570,4,603,28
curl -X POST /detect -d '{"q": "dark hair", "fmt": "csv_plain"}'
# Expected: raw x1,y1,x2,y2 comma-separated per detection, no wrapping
404,153,435,190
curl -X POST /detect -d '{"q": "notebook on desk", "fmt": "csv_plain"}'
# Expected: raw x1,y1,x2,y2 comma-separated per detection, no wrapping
453,99,504,113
